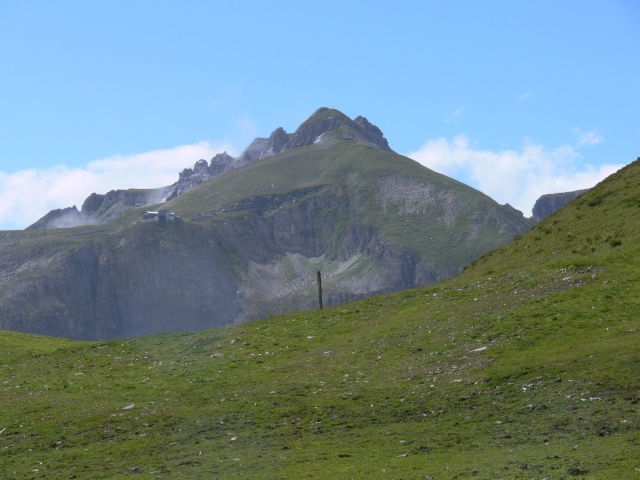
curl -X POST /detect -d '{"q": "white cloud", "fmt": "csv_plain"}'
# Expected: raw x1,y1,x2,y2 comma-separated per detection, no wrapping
518,91,538,101
445,106,464,124
572,127,604,147
0,141,235,230
407,135,623,217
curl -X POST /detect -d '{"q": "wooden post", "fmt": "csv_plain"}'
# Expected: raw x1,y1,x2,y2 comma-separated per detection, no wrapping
317,271,323,310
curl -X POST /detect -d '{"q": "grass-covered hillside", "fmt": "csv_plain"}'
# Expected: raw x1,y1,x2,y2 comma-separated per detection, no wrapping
1,158,639,479
169,138,532,265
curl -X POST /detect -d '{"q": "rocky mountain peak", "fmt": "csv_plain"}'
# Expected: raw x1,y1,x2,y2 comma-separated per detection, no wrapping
27,108,394,229
235,126,291,165
193,159,209,174
285,108,352,150
353,115,391,151
209,151,235,176
284,108,393,152
268,127,290,152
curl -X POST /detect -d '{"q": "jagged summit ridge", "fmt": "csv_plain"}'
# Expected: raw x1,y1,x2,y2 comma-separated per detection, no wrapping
28,107,392,229
283,107,392,152
25,107,575,232
163,108,392,200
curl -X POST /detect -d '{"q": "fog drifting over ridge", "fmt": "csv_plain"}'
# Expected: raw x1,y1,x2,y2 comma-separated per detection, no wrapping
0,142,234,230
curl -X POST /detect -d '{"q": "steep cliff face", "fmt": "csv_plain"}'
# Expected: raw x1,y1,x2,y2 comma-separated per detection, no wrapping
3,193,426,339
81,188,169,221
532,189,590,222
0,223,241,340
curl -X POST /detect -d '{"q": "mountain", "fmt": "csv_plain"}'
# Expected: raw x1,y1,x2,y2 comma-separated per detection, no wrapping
531,188,590,221
1,156,637,478
3,108,533,340
27,108,393,229
27,106,577,231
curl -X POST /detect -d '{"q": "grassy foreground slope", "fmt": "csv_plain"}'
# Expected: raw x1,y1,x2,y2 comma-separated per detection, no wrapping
1,159,639,479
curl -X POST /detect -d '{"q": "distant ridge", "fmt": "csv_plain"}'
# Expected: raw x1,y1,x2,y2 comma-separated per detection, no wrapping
531,188,590,221
26,108,590,231
27,108,393,229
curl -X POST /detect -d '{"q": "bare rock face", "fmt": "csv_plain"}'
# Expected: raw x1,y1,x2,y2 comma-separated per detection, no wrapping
532,189,590,222
193,159,209,174
208,151,236,176
267,126,291,153
236,127,291,164
284,108,393,152
79,189,168,223
353,115,391,151
168,152,239,201
503,203,524,217
0,222,242,340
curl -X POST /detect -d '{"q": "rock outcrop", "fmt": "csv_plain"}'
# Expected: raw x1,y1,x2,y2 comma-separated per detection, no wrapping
26,187,170,230
80,188,168,221
532,189,590,222
165,152,237,201
284,108,392,152
502,203,525,217
25,206,85,230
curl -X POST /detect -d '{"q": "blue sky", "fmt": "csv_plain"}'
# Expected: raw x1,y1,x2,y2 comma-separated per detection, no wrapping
1,0,638,229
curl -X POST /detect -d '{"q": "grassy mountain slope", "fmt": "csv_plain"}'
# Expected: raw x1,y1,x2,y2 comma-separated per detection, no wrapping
1,158,638,478
170,138,531,263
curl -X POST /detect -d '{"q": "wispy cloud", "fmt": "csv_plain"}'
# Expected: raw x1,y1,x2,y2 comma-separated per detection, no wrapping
0,141,235,230
518,90,538,101
572,127,604,147
407,135,622,216
445,106,465,124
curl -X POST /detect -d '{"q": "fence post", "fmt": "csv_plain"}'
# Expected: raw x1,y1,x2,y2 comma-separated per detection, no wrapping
317,271,323,310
